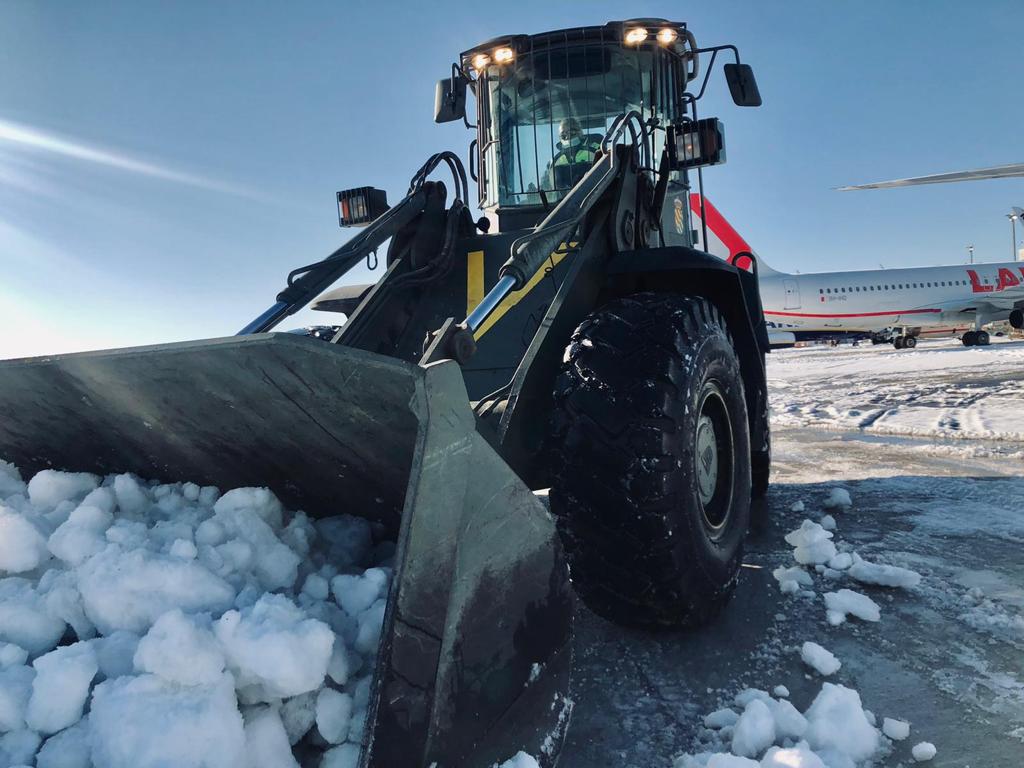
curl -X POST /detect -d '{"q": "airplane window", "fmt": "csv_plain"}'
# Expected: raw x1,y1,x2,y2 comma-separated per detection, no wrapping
855,287,860,292
819,289,824,294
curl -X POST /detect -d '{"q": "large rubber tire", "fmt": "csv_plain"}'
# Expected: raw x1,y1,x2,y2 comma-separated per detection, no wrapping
904,336,917,349
548,293,752,628
977,330,990,346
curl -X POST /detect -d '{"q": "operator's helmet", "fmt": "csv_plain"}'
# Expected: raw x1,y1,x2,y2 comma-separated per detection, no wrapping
558,117,583,147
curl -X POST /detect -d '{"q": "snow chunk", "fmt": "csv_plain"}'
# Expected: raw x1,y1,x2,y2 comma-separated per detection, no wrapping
768,697,808,741
804,683,880,764
280,692,317,745
112,473,150,515
911,741,936,761
0,506,49,573
822,488,852,510
332,568,390,617
819,514,837,532
27,641,98,734
800,641,841,676
27,470,98,510
134,609,225,686
90,672,245,768
0,460,26,498
355,597,387,654
91,630,140,680
790,500,805,513
826,552,853,571
77,545,235,634
732,699,775,758
823,589,881,625
0,728,41,765
211,491,299,591
303,573,330,601
36,717,91,768
316,688,353,744
773,566,813,595
0,578,66,656
761,742,826,768
214,487,285,531
772,685,789,698
244,707,299,768
0,642,28,668
0,663,34,730
847,554,921,589
882,717,910,741
704,708,739,729
170,538,198,560
784,520,837,565
48,504,113,566
216,593,334,701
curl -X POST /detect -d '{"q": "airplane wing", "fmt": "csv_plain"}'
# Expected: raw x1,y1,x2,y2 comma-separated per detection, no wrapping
837,162,1024,191
928,291,1024,323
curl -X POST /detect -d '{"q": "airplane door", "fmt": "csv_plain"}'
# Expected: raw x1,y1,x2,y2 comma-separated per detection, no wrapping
783,279,801,309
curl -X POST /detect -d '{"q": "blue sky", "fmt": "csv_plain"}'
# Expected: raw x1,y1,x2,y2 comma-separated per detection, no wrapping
1,1,1022,357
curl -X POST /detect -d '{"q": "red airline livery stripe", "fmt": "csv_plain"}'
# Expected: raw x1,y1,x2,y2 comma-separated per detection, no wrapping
766,309,942,318
689,194,751,257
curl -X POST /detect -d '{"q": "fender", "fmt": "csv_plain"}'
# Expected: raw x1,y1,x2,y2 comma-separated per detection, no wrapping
604,246,771,461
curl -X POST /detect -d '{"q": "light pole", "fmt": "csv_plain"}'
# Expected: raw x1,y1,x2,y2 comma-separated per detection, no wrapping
1008,212,1019,262
967,244,974,264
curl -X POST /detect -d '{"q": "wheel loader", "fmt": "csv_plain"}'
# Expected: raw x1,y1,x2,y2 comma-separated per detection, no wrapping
0,18,770,767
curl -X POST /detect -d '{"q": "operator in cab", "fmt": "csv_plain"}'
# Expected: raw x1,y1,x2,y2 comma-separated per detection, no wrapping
547,117,601,189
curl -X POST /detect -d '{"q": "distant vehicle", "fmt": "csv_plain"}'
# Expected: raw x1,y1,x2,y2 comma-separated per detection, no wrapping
692,195,1024,348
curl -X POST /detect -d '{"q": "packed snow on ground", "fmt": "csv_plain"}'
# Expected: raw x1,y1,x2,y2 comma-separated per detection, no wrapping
0,464,393,768
767,337,1024,442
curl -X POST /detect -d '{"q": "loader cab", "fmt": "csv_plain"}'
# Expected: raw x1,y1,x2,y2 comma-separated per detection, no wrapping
454,20,696,236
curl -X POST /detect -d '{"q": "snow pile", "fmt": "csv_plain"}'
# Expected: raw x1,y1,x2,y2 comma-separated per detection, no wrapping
823,589,881,626
822,488,852,510
784,520,837,566
800,642,841,676
677,682,888,768
0,465,393,767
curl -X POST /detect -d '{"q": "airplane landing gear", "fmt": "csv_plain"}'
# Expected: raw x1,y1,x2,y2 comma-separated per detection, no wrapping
962,330,990,347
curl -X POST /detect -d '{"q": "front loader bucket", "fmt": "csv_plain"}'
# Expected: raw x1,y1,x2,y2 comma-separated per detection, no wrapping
0,334,573,767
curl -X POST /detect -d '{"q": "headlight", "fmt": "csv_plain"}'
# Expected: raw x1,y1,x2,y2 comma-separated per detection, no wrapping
624,27,648,45
656,28,678,45
471,53,491,71
493,47,514,64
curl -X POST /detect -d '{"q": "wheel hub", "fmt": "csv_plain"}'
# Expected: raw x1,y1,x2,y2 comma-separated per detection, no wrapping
696,414,719,506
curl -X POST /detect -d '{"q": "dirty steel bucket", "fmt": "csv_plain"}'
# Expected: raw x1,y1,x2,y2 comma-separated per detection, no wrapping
0,333,573,767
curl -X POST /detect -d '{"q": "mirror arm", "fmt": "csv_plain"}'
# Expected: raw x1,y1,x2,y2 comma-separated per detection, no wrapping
689,44,742,102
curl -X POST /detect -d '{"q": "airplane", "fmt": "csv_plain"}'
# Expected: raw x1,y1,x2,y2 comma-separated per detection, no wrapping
837,162,1024,190
690,195,1024,349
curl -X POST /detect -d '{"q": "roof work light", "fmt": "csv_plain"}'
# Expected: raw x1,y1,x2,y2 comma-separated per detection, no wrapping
337,187,389,228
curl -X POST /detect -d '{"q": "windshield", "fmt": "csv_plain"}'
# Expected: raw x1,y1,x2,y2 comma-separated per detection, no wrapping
479,44,682,208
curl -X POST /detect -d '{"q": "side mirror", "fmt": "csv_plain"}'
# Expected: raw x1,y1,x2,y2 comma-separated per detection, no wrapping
724,63,762,107
434,76,468,124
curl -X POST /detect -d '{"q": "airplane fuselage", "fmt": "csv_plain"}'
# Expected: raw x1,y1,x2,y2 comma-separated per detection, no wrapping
759,261,1024,334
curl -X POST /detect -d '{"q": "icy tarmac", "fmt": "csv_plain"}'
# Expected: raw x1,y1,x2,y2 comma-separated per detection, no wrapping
563,337,1024,767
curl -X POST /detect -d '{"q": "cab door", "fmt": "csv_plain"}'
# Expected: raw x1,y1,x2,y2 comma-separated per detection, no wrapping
783,279,801,309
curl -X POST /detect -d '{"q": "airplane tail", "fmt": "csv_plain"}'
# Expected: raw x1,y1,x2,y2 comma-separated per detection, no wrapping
688,194,782,276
